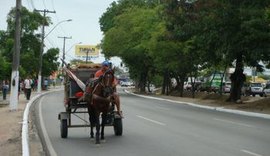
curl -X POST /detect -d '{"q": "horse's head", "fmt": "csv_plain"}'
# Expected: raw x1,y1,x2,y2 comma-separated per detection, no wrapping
99,69,115,97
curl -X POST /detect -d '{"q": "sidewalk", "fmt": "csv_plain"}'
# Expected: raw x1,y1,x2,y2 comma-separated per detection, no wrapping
125,87,270,115
0,86,62,156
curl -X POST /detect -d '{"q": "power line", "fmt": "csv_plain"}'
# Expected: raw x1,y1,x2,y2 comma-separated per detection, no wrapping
29,0,35,10
65,53,77,60
45,37,56,48
51,0,56,11
42,0,47,9
25,0,32,10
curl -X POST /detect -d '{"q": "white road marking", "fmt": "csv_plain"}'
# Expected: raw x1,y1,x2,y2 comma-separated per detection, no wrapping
137,115,166,126
155,106,170,111
39,97,57,156
241,149,263,156
213,118,254,128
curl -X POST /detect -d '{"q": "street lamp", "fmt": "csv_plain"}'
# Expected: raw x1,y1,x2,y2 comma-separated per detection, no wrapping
37,19,72,93
44,19,72,38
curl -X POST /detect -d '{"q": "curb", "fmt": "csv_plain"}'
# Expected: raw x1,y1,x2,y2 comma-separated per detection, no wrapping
22,88,63,156
124,90,270,120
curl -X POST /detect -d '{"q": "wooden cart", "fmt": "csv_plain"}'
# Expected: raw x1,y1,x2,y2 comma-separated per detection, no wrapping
58,64,123,138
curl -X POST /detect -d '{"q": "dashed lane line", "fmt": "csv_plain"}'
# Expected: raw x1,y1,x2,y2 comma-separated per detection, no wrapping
213,118,254,128
241,149,263,156
136,115,166,126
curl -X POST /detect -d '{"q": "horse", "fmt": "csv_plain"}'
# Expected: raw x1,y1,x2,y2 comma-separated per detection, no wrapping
85,69,115,144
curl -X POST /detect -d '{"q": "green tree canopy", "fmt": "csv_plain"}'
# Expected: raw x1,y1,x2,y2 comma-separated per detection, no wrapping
42,48,60,77
0,7,58,79
101,2,162,91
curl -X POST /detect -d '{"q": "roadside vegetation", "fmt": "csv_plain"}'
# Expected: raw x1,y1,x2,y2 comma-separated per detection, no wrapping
0,7,59,81
100,0,270,102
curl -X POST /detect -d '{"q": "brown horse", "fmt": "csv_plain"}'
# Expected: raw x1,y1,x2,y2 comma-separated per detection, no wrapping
85,69,115,144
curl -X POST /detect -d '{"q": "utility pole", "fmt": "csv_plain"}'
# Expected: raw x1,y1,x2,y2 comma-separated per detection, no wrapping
85,49,89,64
9,0,21,111
58,36,72,67
85,48,95,64
34,9,56,93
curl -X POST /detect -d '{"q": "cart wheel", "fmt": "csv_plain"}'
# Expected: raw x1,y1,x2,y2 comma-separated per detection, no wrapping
60,119,68,138
113,118,123,136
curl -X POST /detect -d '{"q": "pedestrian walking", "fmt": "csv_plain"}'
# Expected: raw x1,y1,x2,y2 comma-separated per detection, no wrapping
53,79,56,88
24,77,32,100
2,80,9,100
44,78,48,90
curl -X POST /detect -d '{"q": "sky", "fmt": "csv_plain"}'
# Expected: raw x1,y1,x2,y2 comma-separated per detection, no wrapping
0,1,269,76
0,0,122,66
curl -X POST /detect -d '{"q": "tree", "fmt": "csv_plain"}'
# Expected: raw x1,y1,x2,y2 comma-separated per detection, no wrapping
101,2,162,92
0,7,53,78
42,48,60,77
0,54,11,80
195,0,270,102
153,0,204,96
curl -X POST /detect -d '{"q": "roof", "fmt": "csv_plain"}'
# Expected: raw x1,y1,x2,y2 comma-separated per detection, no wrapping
70,63,102,69
250,77,267,83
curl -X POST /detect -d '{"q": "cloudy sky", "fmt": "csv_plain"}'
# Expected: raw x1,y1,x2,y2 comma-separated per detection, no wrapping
0,0,122,65
1,1,269,75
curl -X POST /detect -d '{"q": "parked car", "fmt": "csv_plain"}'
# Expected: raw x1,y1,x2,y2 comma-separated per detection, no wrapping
198,82,219,93
121,81,131,87
246,82,264,97
184,82,192,90
263,83,270,97
223,82,231,93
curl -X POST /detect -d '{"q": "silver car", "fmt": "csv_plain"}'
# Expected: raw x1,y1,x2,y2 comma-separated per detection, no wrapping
263,84,270,97
247,83,264,97
223,82,231,93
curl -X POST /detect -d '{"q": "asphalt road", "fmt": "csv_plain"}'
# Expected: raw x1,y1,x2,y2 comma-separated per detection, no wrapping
37,88,270,156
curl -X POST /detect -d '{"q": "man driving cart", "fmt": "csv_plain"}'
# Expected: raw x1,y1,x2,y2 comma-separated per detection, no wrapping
92,60,122,117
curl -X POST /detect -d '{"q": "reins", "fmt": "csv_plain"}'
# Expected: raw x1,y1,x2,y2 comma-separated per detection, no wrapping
90,69,114,97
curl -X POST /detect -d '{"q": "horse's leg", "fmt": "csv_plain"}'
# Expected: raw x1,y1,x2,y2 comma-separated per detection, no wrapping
95,113,100,144
101,113,107,140
90,115,94,138
113,93,122,117
88,107,94,138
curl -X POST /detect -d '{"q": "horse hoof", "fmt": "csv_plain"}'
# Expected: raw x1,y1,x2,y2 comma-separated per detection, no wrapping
101,139,106,143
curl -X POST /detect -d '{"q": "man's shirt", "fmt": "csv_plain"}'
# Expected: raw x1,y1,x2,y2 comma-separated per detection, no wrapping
95,69,118,85
95,69,104,78
24,79,32,89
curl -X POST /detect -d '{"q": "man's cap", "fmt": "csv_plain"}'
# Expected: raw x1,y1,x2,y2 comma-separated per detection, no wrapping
102,60,110,66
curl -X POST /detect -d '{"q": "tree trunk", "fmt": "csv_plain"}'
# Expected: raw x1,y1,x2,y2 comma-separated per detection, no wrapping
162,69,170,95
165,70,169,95
228,54,246,102
190,76,195,98
139,72,147,93
219,66,227,95
179,77,185,97
162,70,166,94
209,70,216,91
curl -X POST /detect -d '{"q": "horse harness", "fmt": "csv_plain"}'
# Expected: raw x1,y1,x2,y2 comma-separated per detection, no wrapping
84,70,114,104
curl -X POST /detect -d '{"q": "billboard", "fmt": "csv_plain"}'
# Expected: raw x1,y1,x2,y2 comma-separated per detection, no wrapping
75,45,99,58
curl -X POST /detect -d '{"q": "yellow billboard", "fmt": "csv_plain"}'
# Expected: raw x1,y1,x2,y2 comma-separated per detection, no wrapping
75,45,99,57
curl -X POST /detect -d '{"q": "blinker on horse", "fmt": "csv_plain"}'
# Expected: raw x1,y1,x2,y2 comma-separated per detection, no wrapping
85,69,115,144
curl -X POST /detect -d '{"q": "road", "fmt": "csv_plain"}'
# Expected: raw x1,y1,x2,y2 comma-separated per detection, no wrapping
36,88,270,156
